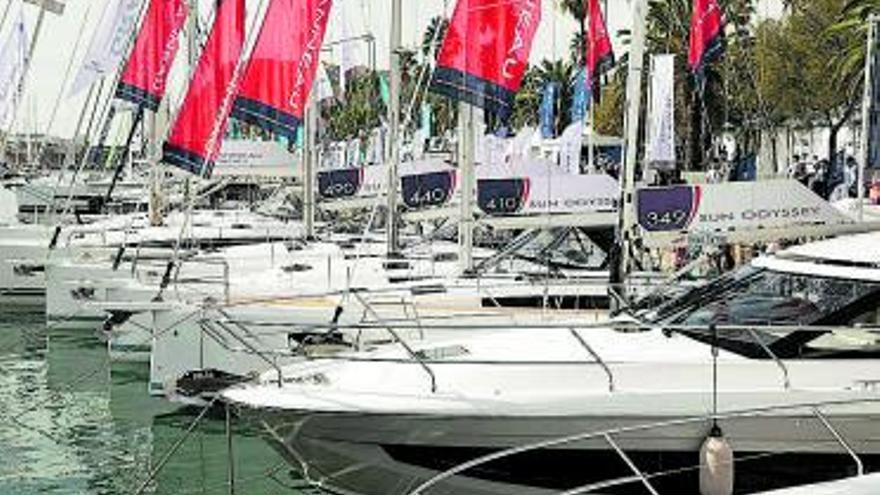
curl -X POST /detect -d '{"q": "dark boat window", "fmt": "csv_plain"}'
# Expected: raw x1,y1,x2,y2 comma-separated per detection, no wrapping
656,267,880,327
432,252,458,263
282,264,312,273
383,261,411,270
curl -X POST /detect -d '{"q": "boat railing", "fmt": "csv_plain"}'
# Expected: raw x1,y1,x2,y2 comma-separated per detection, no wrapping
350,290,438,393
267,322,877,396
746,327,791,389
568,326,614,392
200,307,285,388
407,397,880,495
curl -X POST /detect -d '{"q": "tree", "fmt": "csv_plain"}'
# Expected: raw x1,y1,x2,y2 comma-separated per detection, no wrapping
758,0,862,168
559,0,587,64
422,16,449,58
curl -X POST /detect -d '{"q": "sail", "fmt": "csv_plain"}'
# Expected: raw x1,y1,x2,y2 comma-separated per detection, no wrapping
162,0,246,178
115,0,188,110
70,0,144,97
231,0,333,140
687,0,724,77
429,0,542,120
586,0,614,98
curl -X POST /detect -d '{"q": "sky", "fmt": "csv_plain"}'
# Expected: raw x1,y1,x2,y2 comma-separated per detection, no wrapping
4,0,784,140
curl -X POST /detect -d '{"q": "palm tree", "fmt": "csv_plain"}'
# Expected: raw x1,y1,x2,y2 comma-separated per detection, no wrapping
830,0,878,98
559,0,587,64
422,16,449,59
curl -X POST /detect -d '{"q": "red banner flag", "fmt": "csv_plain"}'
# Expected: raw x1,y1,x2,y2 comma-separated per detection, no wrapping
429,0,542,120
231,0,333,140
116,0,189,111
162,0,245,178
688,0,724,76
586,0,614,93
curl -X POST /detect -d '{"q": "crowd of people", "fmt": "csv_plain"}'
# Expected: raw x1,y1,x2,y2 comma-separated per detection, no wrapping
788,153,859,201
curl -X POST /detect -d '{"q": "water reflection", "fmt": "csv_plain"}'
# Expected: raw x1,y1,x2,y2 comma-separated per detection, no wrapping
0,311,302,495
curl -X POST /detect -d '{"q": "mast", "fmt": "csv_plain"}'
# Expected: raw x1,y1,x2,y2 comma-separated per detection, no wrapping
1,0,48,163
616,0,648,292
458,101,475,273
858,15,878,222
303,90,317,239
386,0,402,256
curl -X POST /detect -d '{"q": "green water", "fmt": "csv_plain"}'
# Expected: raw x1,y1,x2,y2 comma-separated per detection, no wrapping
0,310,304,495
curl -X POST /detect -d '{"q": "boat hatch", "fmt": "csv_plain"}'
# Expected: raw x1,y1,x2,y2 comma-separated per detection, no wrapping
414,345,469,361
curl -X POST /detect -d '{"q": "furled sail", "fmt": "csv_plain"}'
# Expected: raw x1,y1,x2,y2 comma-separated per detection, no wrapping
162,0,246,178
429,0,542,120
115,0,189,110
231,0,334,140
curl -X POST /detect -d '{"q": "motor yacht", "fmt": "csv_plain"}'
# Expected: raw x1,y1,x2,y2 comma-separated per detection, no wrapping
222,231,880,494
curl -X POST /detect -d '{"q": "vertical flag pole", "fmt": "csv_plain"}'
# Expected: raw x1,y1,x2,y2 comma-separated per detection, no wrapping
458,101,476,274
588,77,595,173
586,3,595,174
386,0,403,256
858,16,877,222
304,88,317,239
617,0,648,298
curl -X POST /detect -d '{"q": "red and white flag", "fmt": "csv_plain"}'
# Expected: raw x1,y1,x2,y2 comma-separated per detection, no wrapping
231,0,334,140
429,0,542,120
162,0,245,178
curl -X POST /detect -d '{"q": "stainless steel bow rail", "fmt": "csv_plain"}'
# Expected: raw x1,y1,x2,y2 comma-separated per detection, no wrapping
407,397,880,495
191,316,876,396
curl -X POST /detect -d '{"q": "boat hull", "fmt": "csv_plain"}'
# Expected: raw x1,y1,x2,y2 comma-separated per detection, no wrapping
235,400,880,495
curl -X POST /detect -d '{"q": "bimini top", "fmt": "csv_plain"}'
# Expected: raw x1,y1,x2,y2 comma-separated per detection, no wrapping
754,231,880,282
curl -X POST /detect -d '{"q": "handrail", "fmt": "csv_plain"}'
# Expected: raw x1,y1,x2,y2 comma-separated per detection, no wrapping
200,313,284,389
407,397,880,494
813,406,864,476
747,328,791,390
351,291,438,393
190,319,880,335
568,327,614,392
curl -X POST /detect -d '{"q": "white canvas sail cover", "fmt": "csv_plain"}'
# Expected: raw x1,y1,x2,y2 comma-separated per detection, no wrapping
646,54,676,169
637,180,856,247
69,0,144,97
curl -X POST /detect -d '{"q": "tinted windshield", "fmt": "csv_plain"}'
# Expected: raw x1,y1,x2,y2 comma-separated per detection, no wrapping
654,266,880,326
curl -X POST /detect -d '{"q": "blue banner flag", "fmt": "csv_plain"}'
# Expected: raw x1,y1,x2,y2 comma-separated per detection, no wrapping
540,82,558,139
571,67,591,123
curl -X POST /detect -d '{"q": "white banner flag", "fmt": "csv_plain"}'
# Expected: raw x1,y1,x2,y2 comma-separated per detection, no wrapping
558,121,584,175
335,0,364,98
646,54,676,169
0,12,29,129
69,0,143,97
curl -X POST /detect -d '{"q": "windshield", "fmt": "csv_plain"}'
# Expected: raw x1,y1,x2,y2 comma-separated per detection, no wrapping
653,266,880,327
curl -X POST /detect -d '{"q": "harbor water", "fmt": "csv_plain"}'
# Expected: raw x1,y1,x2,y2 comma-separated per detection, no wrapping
0,310,303,495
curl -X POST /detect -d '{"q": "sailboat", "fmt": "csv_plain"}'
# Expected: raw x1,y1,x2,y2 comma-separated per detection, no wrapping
219,1,880,494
